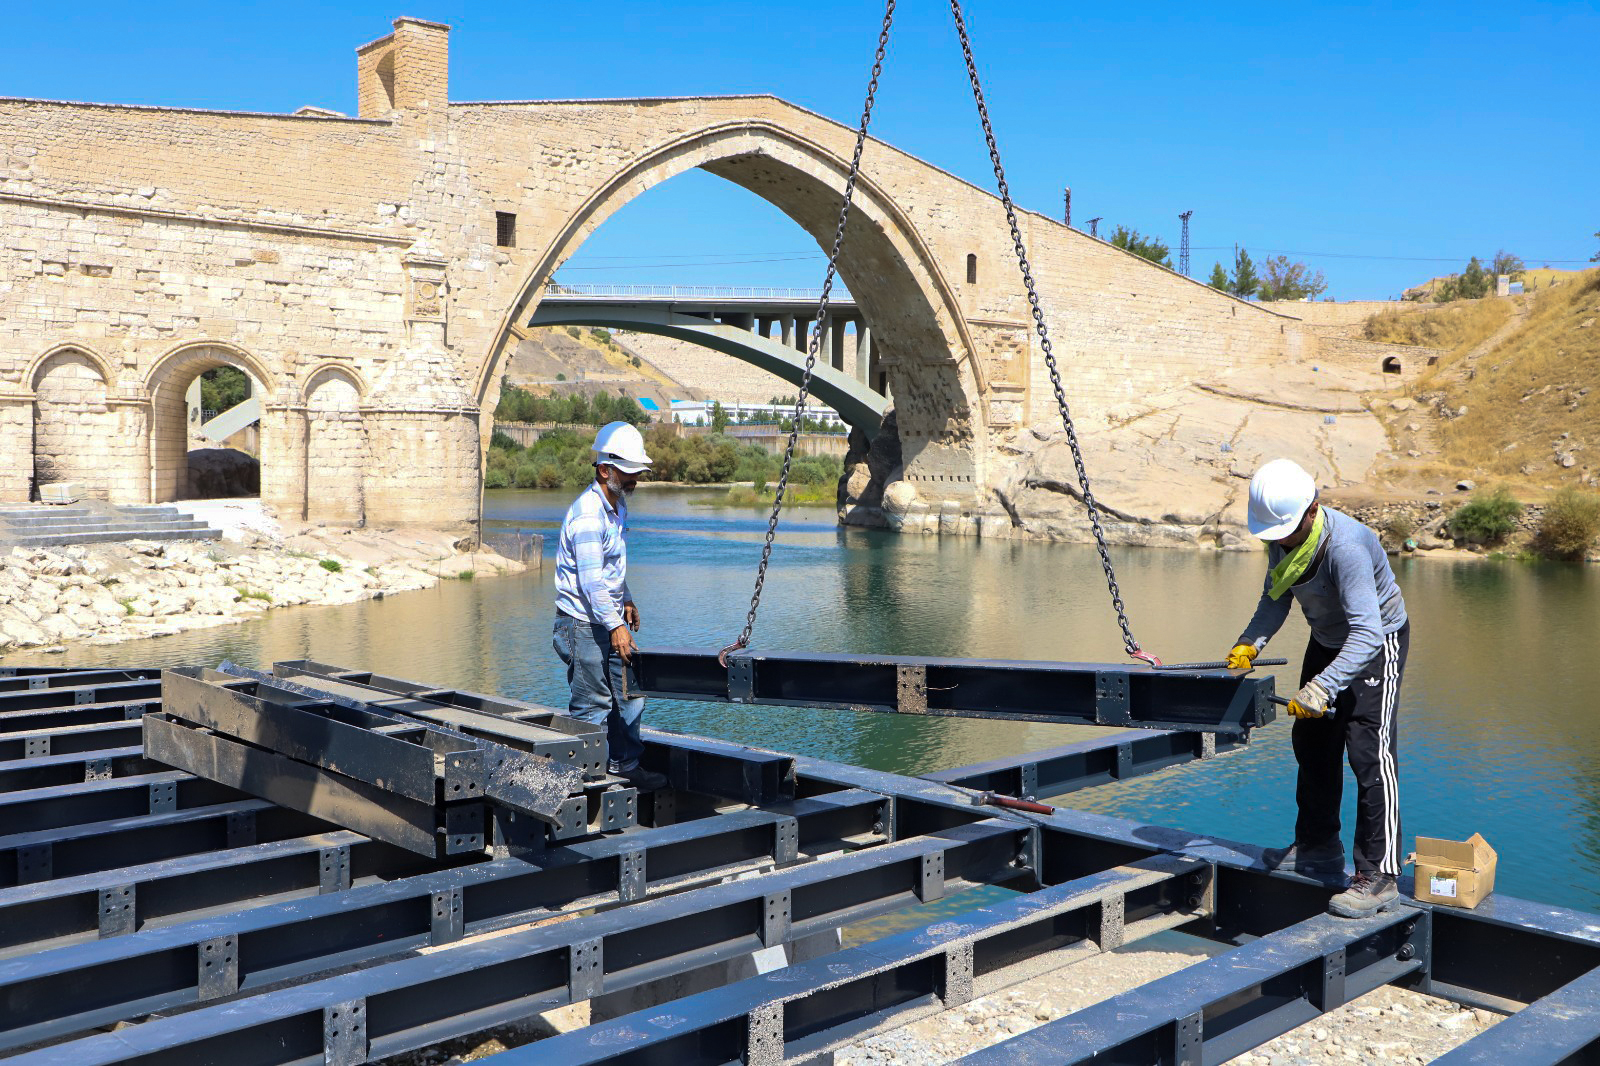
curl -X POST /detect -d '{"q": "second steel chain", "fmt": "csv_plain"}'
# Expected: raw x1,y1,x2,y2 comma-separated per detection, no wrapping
719,0,896,667
947,0,1159,666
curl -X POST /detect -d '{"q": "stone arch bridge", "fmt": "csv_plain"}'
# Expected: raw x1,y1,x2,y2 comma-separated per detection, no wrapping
0,16,1314,534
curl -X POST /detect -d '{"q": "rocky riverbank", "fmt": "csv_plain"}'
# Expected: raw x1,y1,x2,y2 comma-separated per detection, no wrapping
0,528,528,657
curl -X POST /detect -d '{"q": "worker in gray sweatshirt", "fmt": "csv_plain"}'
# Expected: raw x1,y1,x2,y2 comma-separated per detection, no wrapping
1225,458,1410,918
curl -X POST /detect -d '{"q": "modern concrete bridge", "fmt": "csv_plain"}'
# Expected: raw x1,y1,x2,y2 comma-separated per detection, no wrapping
531,284,888,433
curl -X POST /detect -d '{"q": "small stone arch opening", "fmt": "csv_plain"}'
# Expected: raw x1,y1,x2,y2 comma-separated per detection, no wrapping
303,368,369,524
31,349,123,500
147,344,268,502
1382,356,1402,375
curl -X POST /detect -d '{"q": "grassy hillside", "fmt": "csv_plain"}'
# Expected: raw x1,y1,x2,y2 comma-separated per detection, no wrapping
1437,269,1600,485
1364,298,1511,354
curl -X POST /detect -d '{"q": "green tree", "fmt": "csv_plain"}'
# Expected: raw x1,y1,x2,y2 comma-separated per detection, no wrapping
710,400,730,435
1256,256,1329,302
1458,256,1491,300
1207,262,1229,291
1229,248,1259,299
1109,225,1172,268
1590,230,1599,263
1490,250,1525,280
199,367,250,413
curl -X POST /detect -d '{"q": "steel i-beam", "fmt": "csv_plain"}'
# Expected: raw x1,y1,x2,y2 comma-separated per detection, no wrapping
635,648,1276,733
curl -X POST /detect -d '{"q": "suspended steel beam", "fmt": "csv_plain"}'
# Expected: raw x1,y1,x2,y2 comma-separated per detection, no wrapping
635,648,1276,733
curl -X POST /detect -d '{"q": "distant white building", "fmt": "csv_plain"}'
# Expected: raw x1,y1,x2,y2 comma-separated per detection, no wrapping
668,400,844,429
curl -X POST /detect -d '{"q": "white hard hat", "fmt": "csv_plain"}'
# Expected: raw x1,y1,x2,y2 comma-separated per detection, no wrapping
1247,458,1317,540
592,421,653,474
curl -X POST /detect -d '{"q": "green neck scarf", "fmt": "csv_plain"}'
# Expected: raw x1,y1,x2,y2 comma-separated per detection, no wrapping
1267,508,1325,601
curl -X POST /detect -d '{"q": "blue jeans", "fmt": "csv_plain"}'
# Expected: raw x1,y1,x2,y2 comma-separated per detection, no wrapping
552,612,644,772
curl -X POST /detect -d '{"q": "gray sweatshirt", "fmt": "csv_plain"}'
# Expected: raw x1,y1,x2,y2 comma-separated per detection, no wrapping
1238,507,1408,695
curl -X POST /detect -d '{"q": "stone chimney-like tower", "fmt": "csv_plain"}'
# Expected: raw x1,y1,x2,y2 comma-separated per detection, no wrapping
356,17,450,118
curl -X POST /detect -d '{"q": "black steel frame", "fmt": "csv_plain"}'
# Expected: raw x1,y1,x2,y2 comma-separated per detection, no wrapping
3,665,1599,1066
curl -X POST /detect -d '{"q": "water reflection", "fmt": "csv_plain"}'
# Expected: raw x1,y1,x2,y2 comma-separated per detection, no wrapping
11,488,1599,910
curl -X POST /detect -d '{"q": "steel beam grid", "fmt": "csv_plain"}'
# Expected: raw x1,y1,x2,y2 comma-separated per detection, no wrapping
3,818,1028,1059
925,728,1245,800
0,678,160,715
0,800,334,889
0,746,153,793
954,909,1425,1064
0,769,245,836
635,647,1276,733
0,721,143,762
0,785,885,966
495,854,1213,1066
0,669,156,695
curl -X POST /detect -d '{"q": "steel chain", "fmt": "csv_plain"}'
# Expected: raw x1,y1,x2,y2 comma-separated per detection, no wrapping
948,0,1158,666
720,0,896,667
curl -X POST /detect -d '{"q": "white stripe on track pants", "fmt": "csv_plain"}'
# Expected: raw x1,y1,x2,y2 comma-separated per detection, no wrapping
1292,623,1409,877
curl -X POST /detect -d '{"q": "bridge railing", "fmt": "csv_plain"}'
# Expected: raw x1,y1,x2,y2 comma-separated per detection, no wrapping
547,283,835,302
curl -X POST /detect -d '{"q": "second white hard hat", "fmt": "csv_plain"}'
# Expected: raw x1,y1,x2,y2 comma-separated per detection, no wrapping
1247,458,1317,540
592,421,653,474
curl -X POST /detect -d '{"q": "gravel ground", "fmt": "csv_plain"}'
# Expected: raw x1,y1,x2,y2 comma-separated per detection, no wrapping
836,945,1500,1065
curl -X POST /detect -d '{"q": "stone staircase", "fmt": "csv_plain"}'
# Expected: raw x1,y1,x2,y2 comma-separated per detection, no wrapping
0,504,221,547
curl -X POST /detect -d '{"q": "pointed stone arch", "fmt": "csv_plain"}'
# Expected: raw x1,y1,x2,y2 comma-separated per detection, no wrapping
477,122,988,493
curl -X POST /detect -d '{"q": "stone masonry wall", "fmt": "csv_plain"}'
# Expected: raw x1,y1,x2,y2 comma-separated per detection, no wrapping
0,16,1321,537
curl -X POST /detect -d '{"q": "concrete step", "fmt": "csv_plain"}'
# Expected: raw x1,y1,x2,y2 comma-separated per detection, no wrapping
7,527,219,547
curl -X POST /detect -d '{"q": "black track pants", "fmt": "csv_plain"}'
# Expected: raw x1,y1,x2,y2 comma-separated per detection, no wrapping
1292,623,1409,876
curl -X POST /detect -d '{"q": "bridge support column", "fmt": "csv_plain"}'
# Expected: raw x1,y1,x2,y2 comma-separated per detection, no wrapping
756,315,775,340
830,319,847,372
855,326,872,385
361,408,481,532
781,316,795,348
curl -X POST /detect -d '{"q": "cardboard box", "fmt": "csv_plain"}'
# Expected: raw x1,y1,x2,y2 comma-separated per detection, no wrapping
1413,833,1497,908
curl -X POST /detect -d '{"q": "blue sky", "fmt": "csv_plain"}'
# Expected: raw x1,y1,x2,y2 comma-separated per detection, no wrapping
5,2,1596,299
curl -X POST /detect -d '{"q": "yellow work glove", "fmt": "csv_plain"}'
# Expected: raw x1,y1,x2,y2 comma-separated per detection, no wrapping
1225,643,1259,670
1288,680,1331,719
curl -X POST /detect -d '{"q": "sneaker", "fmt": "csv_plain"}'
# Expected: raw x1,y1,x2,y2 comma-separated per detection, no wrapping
1261,838,1346,880
1328,872,1399,918
615,764,668,792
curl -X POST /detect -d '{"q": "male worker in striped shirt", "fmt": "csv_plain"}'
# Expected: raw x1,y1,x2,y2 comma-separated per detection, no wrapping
1227,458,1410,919
552,421,667,792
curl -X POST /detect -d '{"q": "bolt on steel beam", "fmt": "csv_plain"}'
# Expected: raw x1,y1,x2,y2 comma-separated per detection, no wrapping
509,854,1211,1066
951,908,1426,1065
1,819,1027,1058
635,647,1276,734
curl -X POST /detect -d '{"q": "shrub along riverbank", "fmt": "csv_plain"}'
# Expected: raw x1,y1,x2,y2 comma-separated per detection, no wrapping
485,424,842,504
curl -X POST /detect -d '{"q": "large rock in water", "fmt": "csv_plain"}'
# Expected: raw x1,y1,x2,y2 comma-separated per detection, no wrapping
186,448,260,498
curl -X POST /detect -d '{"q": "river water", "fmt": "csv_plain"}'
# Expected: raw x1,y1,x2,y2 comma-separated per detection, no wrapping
13,488,1600,912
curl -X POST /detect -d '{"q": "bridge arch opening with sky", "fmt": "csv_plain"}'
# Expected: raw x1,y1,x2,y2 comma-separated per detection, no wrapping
484,122,988,479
